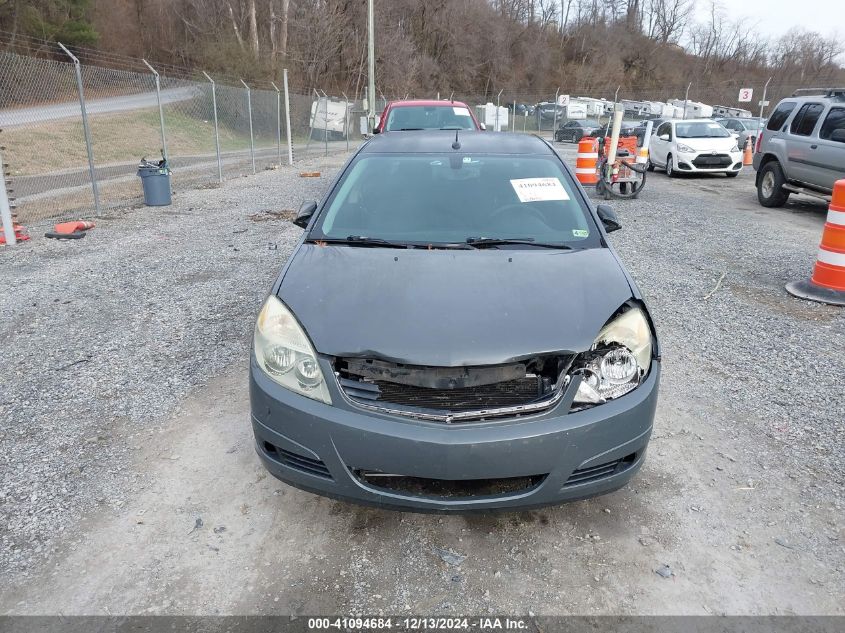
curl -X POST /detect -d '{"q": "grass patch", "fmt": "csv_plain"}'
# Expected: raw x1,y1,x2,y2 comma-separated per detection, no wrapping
4,108,289,176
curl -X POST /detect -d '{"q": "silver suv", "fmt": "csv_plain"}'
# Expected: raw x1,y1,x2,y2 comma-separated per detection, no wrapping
753,89,845,207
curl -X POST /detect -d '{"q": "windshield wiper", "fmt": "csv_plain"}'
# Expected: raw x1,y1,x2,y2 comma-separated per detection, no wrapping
465,237,573,249
309,236,409,248
397,127,424,131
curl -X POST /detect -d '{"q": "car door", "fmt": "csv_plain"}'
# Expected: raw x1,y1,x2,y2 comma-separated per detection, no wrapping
786,102,826,185
815,106,845,191
650,122,671,165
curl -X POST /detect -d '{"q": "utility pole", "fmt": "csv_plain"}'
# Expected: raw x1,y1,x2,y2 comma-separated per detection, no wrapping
760,76,773,120
367,0,376,133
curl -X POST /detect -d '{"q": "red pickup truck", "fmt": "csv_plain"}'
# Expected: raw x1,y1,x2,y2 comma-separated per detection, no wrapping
374,99,483,133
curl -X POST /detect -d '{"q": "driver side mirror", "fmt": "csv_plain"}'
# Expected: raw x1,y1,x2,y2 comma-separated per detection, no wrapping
659,133,670,141
294,200,318,229
596,204,621,233
479,122,487,131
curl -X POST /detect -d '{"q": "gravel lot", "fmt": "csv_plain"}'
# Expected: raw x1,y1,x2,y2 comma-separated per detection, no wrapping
1,140,843,615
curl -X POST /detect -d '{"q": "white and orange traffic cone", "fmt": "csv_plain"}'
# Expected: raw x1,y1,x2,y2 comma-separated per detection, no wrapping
742,137,753,166
786,179,845,305
575,138,599,186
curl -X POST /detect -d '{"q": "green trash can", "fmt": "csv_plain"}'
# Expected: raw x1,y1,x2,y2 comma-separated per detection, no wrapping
137,159,172,206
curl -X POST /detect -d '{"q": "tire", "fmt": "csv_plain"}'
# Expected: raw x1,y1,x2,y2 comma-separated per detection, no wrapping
725,171,739,178
666,153,678,178
646,158,654,172
757,161,790,207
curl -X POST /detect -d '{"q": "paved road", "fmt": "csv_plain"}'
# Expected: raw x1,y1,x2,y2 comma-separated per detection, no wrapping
0,86,199,127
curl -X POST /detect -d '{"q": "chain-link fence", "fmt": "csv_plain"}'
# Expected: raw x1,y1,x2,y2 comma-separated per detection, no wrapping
0,47,360,227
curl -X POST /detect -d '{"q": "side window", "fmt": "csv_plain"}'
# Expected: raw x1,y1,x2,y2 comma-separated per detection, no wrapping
767,102,796,131
723,120,738,131
790,103,824,136
820,107,845,142
656,123,670,137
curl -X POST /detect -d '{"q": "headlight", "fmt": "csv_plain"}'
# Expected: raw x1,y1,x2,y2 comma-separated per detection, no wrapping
677,143,695,153
571,307,653,408
254,295,331,404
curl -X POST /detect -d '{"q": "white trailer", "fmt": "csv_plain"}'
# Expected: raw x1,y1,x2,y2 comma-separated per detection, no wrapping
310,97,352,138
668,99,714,119
712,105,754,118
475,103,509,131
565,102,588,120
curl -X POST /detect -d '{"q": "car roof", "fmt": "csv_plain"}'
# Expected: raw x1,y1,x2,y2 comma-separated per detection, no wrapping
388,99,472,108
671,118,722,124
361,131,555,155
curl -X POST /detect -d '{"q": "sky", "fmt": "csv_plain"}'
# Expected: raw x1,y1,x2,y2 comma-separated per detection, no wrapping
702,0,844,40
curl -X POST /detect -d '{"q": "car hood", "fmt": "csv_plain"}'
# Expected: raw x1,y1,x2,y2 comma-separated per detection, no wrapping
677,136,737,152
279,244,634,366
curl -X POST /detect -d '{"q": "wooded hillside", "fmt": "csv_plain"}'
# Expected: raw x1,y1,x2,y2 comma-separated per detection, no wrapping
1,0,843,103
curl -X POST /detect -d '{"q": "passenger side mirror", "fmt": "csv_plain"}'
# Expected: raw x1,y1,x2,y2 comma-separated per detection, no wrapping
372,127,380,134
596,204,621,233
479,122,487,131
659,134,670,141
830,129,845,143
294,200,318,229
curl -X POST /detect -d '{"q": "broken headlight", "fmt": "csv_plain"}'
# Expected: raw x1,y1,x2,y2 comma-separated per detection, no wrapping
254,295,332,404
571,306,653,408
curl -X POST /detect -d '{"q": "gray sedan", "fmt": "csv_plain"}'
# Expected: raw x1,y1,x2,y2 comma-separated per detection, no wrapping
249,131,660,511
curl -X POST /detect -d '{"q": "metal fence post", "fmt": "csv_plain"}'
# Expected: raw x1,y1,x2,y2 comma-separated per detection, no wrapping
142,59,167,160
0,147,16,246
322,90,329,157
270,82,282,166
282,69,294,165
241,79,256,174
57,42,100,212
342,92,350,153
552,87,560,137
203,72,223,183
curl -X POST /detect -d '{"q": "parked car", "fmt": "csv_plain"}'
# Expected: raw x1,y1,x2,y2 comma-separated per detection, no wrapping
717,117,765,151
589,119,639,139
753,89,845,207
374,99,482,133
555,119,602,142
648,119,743,177
250,131,660,512
632,118,670,144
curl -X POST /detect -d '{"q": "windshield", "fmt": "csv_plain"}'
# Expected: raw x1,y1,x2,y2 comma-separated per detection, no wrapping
675,121,731,138
313,154,597,247
385,105,476,131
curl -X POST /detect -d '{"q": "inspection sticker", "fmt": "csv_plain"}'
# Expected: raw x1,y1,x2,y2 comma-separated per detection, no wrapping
572,229,589,237
453,107,470,116
510,177,570,203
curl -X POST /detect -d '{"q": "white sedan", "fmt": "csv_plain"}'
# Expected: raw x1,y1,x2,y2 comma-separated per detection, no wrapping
648,119,743,177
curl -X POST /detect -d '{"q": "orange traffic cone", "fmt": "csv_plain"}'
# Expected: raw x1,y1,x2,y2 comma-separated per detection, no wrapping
742,137,753,166
575,138,599,185
45,220,95,240
0,221,30,245
786,179,845,305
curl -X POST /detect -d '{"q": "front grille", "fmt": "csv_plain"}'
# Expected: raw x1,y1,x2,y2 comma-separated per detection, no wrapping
354,470,546,499
564,453,637,487
335,357,568,422
692,154,731,168
368,376,544,411
262,441,332,479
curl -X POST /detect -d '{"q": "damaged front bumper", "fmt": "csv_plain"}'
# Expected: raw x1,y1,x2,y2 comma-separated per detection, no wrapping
249,354,660,512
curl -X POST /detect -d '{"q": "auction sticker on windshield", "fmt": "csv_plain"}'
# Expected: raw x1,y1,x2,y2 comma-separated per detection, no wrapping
453,107,470,116
510,177,570,203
